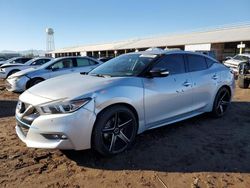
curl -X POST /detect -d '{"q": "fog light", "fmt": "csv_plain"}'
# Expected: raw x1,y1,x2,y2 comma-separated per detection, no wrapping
42,134,68,140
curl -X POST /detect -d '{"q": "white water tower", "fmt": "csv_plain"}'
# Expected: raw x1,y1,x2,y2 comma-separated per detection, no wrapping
46,28,55,52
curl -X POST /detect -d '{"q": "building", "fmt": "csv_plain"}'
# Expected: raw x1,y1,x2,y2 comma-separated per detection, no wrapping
47,24,250,61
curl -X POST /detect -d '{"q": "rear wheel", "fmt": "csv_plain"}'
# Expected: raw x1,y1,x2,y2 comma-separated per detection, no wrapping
238,75,249,89
92,105,137,156
212,87,231,118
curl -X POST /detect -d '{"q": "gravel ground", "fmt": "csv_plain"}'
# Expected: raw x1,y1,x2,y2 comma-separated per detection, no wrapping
0,80,250,188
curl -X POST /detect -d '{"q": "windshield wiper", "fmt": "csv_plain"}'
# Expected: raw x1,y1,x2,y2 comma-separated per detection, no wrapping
89,73,112,78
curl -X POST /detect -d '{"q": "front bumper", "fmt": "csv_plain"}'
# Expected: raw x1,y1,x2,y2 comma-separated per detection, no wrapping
15,106,96,150
0,70,7,79
6,76,30,92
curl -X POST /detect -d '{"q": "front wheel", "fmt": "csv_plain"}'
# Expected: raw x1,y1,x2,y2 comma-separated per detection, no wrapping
27,78,44,89
92,105,138,156
211,87,231,118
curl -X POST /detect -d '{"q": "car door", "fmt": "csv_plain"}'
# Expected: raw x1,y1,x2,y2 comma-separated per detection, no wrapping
46,58,75,78
73,58,98,73
186,54,219,111
143,53,194,128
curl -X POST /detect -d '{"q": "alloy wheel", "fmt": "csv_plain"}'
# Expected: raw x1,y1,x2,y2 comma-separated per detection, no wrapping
101,111,136,154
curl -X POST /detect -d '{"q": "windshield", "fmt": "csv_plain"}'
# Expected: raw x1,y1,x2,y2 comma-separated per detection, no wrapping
5,57,18,63
89,53,157,77
233,55,250,61
38,59,55,69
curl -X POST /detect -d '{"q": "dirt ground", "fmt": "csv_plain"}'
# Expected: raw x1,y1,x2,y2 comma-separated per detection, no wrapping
0,79,250,188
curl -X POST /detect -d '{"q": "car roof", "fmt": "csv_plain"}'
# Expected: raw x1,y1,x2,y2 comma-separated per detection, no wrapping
54,56,102,64
238,54,250,57
127,49,215,60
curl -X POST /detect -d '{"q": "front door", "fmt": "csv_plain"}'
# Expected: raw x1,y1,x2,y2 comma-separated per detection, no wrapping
143,54,193,128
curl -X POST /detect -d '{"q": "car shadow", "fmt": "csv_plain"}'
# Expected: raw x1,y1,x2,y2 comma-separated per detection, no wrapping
63,101,250,173
0,100,17,118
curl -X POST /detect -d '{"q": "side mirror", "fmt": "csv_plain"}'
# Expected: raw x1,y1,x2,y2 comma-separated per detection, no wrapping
225,56,232,60
149,68,169,77
51,67,59,71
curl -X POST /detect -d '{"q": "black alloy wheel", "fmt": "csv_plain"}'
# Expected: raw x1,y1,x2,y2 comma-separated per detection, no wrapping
212,87,231,117
92,105,137,156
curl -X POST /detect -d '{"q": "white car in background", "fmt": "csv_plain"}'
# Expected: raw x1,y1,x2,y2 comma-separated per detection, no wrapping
6,56,102,92
224,54,250,73
0,57,31,66
0,57,52,79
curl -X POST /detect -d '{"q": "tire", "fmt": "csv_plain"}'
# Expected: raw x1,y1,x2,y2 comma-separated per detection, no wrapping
92,105,138,156
27,78,44,89
238,75,249,89
7,69,19,78
211,87,231,118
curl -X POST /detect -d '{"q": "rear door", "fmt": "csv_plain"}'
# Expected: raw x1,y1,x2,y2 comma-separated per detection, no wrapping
186,54,219,111
143,53,194,128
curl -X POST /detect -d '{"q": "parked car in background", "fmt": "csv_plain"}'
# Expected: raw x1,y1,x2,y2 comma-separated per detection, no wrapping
6,56,102,92
223,54,250,73
0,57,7,65
15,50,234,156
98,57,113,62
0,57,52,79
0,57,31,66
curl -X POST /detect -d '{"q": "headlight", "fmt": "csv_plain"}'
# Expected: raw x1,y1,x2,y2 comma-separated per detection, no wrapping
0,68,5,72
39,98,91,114
8,75,25,81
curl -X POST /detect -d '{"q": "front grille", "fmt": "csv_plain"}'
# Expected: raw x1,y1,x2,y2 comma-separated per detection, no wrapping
16,101,40,137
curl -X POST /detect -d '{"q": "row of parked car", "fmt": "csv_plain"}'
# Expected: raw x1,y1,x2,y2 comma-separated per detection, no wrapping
0,56,107,92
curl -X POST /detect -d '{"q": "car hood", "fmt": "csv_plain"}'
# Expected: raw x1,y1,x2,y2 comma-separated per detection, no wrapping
9,67,37,78
1,63,25,68
224,59,245,65
25,73,124,102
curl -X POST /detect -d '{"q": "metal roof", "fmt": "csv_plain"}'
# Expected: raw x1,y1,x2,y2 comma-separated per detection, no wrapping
50,25,250,54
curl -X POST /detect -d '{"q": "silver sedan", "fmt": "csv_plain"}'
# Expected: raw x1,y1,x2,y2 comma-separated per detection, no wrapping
15,50,235,156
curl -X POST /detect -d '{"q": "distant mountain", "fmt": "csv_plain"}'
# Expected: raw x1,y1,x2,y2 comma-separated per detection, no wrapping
0,49,46,56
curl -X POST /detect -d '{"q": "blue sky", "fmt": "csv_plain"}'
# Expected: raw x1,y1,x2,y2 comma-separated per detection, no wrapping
0,0,250,51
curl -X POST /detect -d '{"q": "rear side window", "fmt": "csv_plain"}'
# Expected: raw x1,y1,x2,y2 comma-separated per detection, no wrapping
187,55,207,72
76,58,91,67
154,54,186,75
205,58,215,67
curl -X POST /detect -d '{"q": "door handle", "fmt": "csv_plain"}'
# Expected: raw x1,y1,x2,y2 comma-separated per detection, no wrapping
183,81,191,87
212,74,218,80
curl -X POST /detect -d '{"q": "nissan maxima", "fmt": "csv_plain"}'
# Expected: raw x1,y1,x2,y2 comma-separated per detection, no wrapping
15,50,235,156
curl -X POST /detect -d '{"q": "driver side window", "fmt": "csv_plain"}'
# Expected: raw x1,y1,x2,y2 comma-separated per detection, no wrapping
154,54,186,75
50,59,74,70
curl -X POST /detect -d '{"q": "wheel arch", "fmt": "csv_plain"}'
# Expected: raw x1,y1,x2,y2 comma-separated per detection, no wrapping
90,102,140,148
26,77,45,89
7,69,20,77
95,102,139,129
